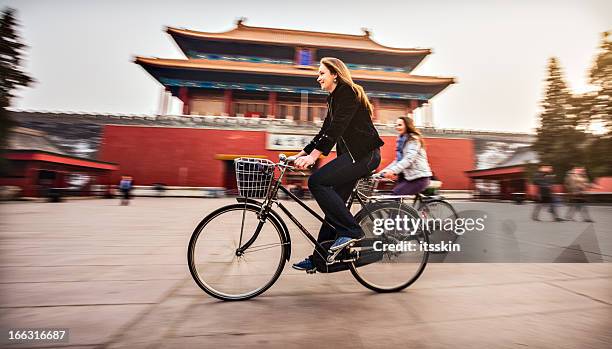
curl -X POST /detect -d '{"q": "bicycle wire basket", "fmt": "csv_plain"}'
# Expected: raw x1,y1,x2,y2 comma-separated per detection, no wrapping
356,177,378,199
234,158,276,198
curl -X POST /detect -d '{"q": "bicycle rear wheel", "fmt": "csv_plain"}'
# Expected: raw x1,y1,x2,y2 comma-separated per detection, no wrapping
188,203,287,301
350,201,429,292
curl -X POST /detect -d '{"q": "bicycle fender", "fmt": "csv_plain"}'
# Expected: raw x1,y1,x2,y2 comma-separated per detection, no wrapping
235,198,292,261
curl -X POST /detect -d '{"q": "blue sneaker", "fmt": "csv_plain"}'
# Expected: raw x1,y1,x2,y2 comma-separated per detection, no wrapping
292,257,315,272
329,236,363,251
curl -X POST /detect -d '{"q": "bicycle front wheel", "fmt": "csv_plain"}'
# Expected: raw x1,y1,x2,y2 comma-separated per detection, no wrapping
350,201,429,293
188,203,287,301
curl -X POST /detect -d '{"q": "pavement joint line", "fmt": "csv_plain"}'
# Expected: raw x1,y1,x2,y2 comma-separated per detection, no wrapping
172,332,268,338
0,254,181,256
0,343,100,349
0,278,188,284
165,331,368,348
0,264,187,267
0,303,156,309
543,281,612,306
100,277,192,349
553,269,587,278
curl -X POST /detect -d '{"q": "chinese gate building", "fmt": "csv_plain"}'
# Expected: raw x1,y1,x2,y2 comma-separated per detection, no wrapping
135,19,454,122
114,21,464,192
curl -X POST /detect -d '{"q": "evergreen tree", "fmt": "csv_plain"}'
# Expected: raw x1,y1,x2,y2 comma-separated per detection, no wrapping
585,31,612,177
589,31,612,134
533,57,586,181
0,8,33,173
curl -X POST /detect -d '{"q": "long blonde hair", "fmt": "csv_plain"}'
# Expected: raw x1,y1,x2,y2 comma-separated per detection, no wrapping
320,57,373,114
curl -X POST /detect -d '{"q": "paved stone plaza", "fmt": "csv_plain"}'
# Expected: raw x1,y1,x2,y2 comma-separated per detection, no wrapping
1,198,611,348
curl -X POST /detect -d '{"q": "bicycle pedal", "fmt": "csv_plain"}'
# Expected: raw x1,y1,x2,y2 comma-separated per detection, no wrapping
340,258,357,263
306,269,317,274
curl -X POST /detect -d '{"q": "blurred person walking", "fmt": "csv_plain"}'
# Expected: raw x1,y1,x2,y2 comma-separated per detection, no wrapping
119,175,133,206
290,57,384,272
532,165,563,222
565,167,597,222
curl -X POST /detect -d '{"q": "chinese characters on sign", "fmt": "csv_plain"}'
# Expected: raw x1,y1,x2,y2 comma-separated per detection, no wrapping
266,133,313,150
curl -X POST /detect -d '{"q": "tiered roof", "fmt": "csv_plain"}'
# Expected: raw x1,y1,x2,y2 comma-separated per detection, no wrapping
166,22,431,56
135,21,454,100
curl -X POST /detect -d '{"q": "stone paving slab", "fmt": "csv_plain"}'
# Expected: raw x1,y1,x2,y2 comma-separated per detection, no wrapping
1,304,149,348
0,279,177,307
355,307,612,349
547,277,612,305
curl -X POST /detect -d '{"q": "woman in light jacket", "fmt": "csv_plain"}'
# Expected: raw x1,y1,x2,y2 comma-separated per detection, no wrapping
379,116,432,195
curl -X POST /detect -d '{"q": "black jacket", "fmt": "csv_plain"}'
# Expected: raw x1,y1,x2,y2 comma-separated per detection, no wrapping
303,82,384,161
533,172,554,199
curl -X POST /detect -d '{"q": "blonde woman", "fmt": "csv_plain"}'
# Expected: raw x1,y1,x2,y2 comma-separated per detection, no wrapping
290,57,384,271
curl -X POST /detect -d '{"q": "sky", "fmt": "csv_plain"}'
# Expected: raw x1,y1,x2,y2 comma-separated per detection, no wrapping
0,0,610,133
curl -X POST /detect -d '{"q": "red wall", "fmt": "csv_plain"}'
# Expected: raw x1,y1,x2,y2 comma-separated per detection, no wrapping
379,136,474,190
99,126,275,187
98,125,475,189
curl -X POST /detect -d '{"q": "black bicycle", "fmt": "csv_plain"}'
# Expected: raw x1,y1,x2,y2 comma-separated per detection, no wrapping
188,155,429,301
356,178,460,253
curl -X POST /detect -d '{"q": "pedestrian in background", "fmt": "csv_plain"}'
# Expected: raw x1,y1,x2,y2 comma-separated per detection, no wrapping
119,175,133,206
532,165,563,222
565,167,598,222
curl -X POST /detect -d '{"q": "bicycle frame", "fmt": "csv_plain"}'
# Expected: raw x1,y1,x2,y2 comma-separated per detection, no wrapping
235,162,373,262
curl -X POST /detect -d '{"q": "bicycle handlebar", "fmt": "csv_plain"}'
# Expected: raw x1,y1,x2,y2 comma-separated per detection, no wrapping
279,154,391,179
279,153,316,170
278,153,296,170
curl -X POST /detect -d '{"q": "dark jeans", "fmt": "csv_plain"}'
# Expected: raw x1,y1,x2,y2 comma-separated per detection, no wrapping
309,148,381,242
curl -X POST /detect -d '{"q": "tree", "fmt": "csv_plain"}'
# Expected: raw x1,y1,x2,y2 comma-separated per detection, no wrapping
0,8,33,173
533,57,586,181
585,31,612,177
589,31,612,135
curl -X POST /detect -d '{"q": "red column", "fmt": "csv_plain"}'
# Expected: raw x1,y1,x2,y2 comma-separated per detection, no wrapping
409,99,419,114
57,171,67,189
224,89,233,116
24,163,38,197
179,87,190,115
268,92,277,118
372,98,380,121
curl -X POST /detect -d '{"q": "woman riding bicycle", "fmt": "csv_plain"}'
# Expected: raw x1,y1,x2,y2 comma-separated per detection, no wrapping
290,57,384,271
377,116,432,195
